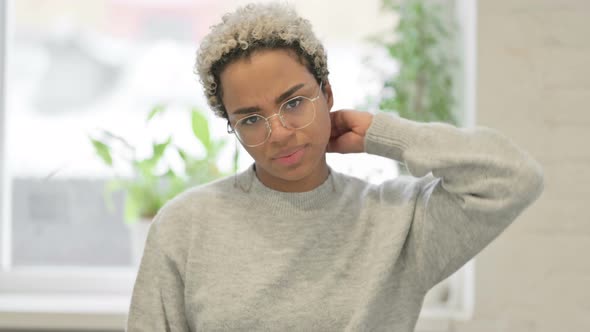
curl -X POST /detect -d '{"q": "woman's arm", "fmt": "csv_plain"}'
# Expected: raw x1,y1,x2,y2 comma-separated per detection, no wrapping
330,110,544,290
126,213,190,332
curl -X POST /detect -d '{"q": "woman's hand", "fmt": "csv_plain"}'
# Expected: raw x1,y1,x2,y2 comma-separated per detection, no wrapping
327,110,374,154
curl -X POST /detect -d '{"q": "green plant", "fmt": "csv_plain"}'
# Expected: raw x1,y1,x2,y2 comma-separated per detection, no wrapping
177,109,230,185
90,105,232,224
366,0,460,126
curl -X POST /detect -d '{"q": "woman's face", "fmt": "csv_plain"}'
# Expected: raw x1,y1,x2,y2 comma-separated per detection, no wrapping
219,48,333,192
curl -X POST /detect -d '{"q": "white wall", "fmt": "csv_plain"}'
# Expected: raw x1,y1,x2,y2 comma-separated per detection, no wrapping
450,1,590,331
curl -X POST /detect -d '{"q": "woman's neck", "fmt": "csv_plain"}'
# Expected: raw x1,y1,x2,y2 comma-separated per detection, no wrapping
254,157,330,193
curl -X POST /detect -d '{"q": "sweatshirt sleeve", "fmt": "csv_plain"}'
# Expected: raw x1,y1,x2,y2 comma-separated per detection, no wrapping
126,212,190,332
364,112,545,290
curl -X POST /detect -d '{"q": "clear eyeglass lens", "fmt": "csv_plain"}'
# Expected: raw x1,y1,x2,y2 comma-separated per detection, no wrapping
235,97,315,146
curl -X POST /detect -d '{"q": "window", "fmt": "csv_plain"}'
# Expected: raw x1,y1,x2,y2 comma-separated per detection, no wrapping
0,0,477,329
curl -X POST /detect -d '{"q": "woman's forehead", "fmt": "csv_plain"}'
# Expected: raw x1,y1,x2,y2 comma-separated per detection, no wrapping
219,50,315,111
221,49,310,87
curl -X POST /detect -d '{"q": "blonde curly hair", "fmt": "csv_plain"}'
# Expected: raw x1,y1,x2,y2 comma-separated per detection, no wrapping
195,2,330,119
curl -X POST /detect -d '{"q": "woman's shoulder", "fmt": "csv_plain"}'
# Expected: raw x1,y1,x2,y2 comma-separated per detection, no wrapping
151,175,236,230
178,174,235,201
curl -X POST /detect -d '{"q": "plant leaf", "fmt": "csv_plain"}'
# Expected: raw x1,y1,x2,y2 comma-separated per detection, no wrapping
176,147,189,163
147,104,166,123
152,137,172,164
233,143,240,173
191,108,211,150
124,191,140,224
90,137,113,166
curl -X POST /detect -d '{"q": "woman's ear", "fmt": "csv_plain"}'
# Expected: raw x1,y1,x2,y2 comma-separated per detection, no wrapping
322,80,334,111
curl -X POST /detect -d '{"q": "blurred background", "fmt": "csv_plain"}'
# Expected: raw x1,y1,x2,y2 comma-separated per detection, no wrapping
0,0,588,331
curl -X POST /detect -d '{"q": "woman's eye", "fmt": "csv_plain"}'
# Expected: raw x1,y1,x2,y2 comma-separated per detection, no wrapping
243,116,259,125
285,98,302,110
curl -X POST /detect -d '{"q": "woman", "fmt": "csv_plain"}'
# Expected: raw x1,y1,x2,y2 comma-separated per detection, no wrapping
127,2,544,331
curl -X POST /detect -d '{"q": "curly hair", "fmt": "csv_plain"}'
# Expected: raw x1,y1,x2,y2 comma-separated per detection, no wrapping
195,2,330,119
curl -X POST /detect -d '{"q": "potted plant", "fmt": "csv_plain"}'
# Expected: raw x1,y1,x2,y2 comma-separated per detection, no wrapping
361,0,461,176
366,0,460,125
89,105,233,265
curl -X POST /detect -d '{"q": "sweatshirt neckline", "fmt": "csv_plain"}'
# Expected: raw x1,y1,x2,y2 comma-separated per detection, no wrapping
234,163,339,213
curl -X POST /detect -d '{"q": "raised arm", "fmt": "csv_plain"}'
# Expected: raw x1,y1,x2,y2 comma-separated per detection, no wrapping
363,111,544,289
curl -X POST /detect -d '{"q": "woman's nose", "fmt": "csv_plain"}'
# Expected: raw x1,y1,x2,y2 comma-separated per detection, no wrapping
267,114,295,143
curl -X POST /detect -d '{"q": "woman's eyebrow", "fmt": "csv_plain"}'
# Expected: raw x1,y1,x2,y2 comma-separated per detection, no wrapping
231,83,306,116
232,106,261,116
275,83,305,104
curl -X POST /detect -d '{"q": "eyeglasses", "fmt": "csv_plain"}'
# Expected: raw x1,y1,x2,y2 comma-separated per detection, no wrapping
227,82,323,147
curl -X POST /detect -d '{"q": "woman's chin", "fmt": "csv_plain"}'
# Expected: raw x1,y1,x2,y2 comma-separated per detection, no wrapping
255,153,328,191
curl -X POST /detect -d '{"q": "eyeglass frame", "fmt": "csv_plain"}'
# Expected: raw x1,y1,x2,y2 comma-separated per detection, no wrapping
226,82,324,147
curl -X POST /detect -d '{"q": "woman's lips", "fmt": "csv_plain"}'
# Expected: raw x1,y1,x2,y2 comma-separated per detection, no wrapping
273,145,306,166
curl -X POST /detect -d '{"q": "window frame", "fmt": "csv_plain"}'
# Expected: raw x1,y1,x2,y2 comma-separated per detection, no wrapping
0,0,11,272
